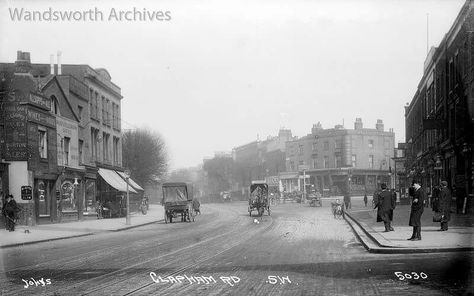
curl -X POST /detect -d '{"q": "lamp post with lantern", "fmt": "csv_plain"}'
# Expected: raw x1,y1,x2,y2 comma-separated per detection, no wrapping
124,169,131,225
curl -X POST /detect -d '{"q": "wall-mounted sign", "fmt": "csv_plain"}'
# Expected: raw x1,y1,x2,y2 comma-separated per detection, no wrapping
28,93,51,110
21,186,32,200
27,109,56,128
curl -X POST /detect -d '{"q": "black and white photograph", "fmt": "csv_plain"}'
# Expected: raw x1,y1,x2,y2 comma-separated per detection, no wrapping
0,0,473,295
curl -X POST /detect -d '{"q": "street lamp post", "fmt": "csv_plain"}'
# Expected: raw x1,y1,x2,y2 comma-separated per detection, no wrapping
303,169,306,204
124,169,131,225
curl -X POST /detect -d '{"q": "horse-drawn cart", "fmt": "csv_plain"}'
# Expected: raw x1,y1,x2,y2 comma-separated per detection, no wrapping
248,182,270,219
162,182,195,223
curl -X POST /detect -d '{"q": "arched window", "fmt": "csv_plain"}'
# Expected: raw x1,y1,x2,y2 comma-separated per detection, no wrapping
50,95,60,115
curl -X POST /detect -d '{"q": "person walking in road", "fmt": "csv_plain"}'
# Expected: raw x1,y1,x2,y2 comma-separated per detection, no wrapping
408,181,425,241
2,194,20,232
374,183,395,232
438,181,451,231
343,184,351,210
363,193,368,207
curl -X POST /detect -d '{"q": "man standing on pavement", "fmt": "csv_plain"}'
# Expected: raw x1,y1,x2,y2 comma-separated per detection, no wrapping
2,194,20,232
408,181,425,241
438,181,451,231
374,183,395,232
363,193,368,207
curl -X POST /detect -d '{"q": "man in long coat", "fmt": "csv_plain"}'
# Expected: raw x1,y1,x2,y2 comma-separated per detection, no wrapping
438,181,451,231
375,183,395,232
2,194,20,232
408,181,425,241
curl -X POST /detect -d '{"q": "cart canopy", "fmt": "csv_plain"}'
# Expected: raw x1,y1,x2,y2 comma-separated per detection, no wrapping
249,183,268,202
162,182,192,203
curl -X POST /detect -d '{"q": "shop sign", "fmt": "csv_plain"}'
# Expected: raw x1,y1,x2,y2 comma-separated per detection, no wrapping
28,93,51,110
265,176,279,186
27,109,56,128
4,103,27,121
5,143,28,160
21,186,32,200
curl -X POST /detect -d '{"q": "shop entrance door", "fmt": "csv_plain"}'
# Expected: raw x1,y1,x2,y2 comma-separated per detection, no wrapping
35,179,51,220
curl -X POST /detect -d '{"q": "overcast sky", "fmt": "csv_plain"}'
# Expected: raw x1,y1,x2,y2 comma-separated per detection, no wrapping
0,0,465,169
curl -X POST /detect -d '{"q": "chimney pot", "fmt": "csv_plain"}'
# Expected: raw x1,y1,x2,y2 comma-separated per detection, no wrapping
50,54,55,75
57,51,62,75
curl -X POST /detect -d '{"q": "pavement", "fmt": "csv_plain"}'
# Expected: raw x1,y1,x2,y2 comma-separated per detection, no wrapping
0,204,164,248
343,196,474,253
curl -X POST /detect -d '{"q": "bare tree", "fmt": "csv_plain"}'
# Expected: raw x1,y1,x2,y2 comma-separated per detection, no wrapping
122,128,168,186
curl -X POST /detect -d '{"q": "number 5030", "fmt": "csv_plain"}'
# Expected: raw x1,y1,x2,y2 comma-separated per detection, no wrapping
394,272,428,281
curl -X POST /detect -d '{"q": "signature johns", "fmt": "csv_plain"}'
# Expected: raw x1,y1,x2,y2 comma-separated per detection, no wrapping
22,277,52,288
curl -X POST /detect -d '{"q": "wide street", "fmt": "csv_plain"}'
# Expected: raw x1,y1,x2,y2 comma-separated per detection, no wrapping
1,200,472,296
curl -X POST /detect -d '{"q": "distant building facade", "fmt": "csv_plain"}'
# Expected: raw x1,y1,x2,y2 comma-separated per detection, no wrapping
232,129,295,195
285,119,395,196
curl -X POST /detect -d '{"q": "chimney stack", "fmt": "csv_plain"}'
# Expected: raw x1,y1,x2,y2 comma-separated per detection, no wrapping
14,50,32,73
50,54,55,75
376,119,384,131
354,118,363,130
57,51,62,75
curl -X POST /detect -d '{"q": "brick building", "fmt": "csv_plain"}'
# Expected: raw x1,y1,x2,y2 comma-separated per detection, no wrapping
405,0,474,208
0,51,140,224
285,119,395,196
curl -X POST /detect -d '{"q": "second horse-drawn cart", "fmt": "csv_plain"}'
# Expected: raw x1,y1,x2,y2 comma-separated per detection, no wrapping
162,182,196,223
248,182,271,219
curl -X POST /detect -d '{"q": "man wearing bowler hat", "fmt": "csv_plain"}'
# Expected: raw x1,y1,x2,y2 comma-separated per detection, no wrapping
408,181,425,241
374,183,395,232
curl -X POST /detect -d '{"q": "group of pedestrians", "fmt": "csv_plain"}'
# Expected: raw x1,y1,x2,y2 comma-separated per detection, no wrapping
372,180,452,241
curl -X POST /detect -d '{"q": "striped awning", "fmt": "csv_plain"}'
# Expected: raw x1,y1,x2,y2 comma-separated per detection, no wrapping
98,168,137,193
117,171,144,192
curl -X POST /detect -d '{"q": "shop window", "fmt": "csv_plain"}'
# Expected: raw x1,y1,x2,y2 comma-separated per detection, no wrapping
38,128,47,159
63,137,70,166
61,180,76,212
367,175,375,185
85,179,96,212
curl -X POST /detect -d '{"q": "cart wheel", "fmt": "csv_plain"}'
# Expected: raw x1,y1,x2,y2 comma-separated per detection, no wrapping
164,211,168,224
248,207,252,216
